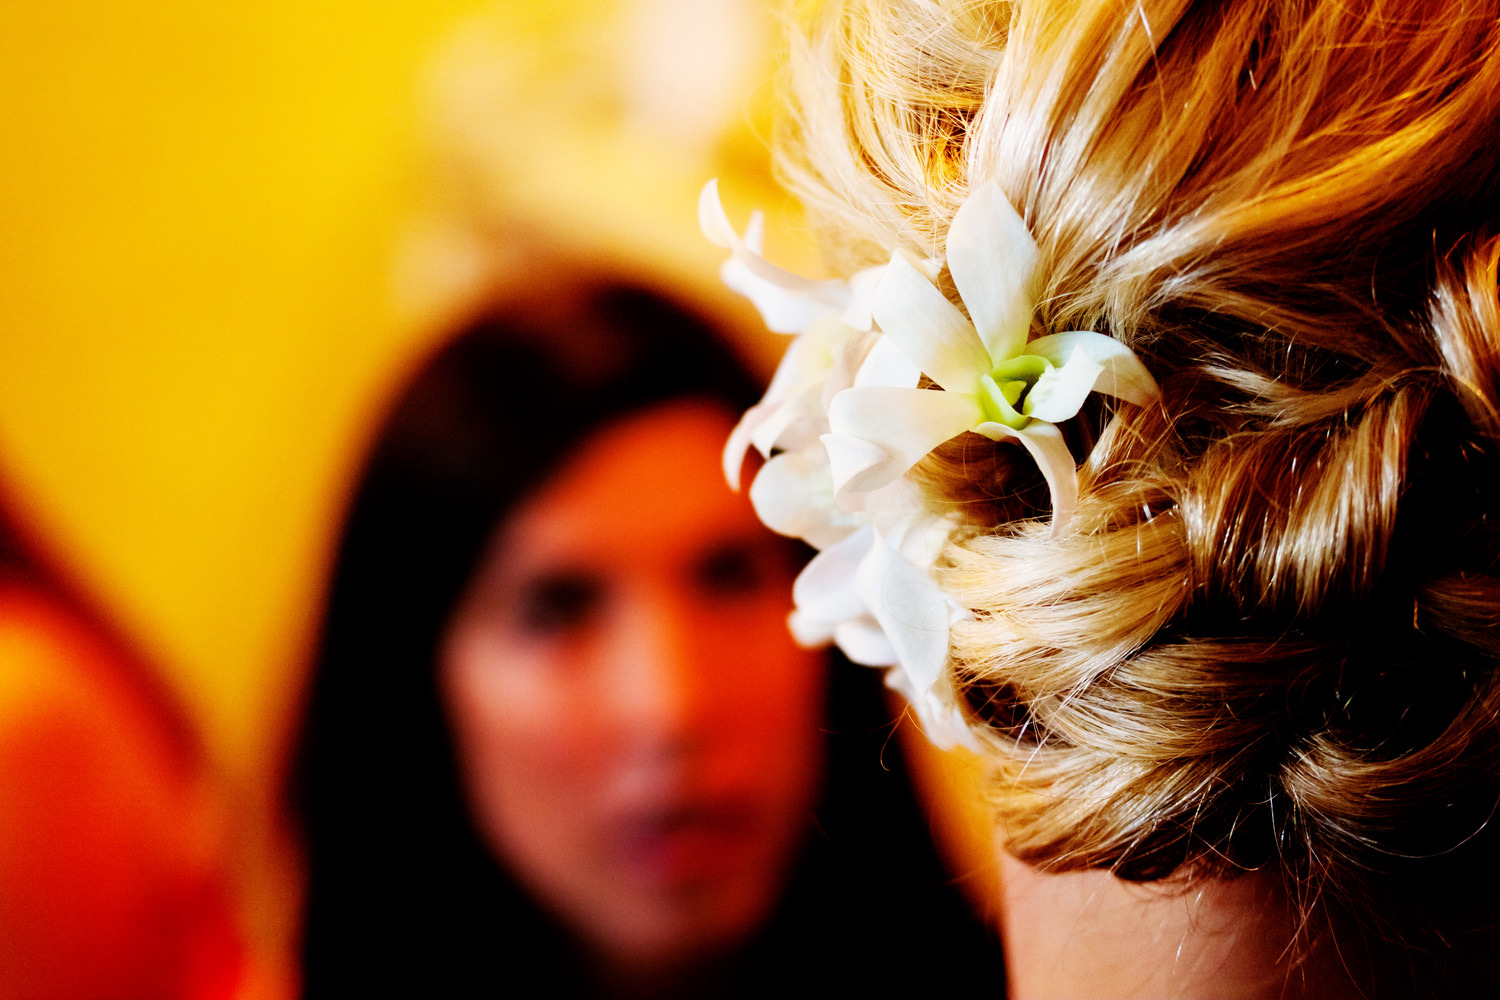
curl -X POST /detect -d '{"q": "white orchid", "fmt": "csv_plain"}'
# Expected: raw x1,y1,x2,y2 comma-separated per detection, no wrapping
699,178,979,747
823,179,1158,531
699,181,890,495
787,507,979,750
855,509,978,749
748,438,855,550
721,315,864,489
884,661,979,752
698,179,864,335
699,177,1153,750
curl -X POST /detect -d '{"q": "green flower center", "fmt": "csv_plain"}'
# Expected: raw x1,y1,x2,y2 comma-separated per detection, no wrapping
977,354,1050,429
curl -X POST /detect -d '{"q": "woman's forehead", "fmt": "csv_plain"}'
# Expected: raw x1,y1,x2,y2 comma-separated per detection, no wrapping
490,401,764,571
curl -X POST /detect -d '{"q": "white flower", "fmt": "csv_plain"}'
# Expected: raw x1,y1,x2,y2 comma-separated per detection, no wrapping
788,526,885,652
721,315,856,488
823,179,1158,531
858,511,978,748
787,511,978,749
698,179,858,334
699,181,890,494
884,663,978,752
701,177,1150,750
700,178,981,747
749,442,855,550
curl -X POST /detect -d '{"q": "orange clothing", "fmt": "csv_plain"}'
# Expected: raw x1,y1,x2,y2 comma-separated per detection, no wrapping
0,582,244,1000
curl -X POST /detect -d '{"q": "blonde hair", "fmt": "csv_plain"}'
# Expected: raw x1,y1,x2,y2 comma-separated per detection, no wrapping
782,0,1500,963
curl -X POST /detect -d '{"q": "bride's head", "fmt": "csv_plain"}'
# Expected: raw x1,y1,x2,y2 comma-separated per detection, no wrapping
728,0,1500,992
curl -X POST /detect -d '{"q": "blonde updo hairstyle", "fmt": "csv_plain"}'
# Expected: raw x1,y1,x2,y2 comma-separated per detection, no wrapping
782,0,1500,962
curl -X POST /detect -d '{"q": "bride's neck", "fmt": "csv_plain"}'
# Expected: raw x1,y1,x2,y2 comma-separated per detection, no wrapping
996,852,1373,1000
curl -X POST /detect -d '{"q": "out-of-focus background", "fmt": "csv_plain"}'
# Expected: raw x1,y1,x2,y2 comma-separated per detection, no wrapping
0,1,992,993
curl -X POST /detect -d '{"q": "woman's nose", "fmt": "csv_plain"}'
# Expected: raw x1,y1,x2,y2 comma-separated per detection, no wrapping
602,589,709,750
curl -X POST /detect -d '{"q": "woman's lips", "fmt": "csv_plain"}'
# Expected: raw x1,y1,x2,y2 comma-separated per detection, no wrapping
611,800,765,890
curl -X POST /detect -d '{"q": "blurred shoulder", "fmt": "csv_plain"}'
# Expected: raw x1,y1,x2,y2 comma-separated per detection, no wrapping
0,580,244,1000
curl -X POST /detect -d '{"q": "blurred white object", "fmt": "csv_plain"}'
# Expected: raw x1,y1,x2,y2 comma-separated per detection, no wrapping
622,0,769,158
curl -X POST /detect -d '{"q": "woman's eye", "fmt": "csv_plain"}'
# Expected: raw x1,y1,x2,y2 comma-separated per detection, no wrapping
511,571,604,637
693,541,778,599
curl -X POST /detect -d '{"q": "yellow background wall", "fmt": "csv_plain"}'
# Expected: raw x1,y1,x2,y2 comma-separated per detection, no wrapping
1,0,472,766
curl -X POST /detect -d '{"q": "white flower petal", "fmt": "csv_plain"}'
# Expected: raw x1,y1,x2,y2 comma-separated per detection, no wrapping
697,178,744,247
699,180,847,333
758,329,819,403
722,383,820,490
825,385,982,493
976,419,1080,533
833,618,897,667
720,259,836,334
856,528,954,692
787,609,835,647
747,450,820,539
840,265,886,332
853,333,922,389
728,319,871,490
860,475,929,527
723,406,761,489
820,432,891,501
946,178,1039,362
1028,330,1158,406
749,449,853,550
749,380,822,454
1022,344,1104,423
820,326,880,409
882,505,956,570
871,251,991,392
883,668,979,750
791,528,874,628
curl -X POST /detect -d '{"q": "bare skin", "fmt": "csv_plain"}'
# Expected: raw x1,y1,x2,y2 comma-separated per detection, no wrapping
998,849,1371,999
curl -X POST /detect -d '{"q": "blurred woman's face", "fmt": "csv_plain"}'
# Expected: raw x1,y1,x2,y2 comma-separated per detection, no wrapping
439,400,825,976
